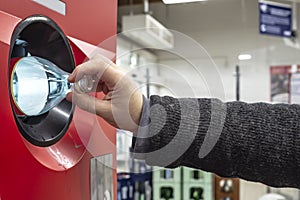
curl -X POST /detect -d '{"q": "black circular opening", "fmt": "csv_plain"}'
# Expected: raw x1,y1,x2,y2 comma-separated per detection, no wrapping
8,15,75,147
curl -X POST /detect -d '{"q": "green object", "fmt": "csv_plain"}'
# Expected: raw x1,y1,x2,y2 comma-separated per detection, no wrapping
183,183,212,200
161,187,173,200
153,182,181,200
153,166,181,183
182,167,212,184
153,167,213,200
191,187,204,200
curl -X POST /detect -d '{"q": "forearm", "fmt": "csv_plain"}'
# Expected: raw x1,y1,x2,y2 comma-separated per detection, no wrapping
133,95,300,188
181,98,300,188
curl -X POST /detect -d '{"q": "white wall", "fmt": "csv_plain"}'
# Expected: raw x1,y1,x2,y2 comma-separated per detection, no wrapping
158,57,270,102
116,37,160,96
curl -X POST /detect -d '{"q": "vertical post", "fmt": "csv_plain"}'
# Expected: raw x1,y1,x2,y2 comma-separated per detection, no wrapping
146,68,150,99
236,65,240,101
144,0,149,14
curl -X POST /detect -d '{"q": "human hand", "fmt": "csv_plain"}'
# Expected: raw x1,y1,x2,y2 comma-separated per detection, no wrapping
66,54,143,133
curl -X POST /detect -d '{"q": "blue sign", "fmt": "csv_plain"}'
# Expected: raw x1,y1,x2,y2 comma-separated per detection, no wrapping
259,0,292,37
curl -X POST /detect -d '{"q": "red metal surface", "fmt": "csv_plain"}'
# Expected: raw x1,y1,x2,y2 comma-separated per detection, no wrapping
0,0,117,48
0,0,117,199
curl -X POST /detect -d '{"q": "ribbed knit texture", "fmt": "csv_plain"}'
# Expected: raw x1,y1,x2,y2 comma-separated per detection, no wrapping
143,95,300,188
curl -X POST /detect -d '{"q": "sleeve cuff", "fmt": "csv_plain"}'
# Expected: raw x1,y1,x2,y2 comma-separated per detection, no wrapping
131,96,151,159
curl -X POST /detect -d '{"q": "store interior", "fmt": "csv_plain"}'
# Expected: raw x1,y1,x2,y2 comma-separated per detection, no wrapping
116,0,300,200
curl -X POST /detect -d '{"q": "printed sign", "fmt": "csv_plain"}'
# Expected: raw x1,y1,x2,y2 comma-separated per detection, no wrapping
259,0,292,37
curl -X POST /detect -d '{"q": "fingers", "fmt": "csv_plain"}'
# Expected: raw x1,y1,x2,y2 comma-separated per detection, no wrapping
96,81,112,94
66,92,73,102
68,54,122,88
66,91,110,117
68,58,109,82
65,54,143,132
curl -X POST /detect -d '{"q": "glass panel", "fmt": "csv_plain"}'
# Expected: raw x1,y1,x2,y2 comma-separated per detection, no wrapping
91,154,114,200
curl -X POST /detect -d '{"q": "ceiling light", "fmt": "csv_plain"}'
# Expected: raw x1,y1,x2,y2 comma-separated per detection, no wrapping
162,0,208,4
238,54,252,61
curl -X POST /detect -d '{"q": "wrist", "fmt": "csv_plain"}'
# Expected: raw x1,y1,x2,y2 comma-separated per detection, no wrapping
133,95,150,136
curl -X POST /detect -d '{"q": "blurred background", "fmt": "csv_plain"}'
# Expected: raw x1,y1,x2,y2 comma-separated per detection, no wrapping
115,0,300,200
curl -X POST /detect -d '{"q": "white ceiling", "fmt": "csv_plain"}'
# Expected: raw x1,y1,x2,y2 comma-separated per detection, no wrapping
118,0,300,63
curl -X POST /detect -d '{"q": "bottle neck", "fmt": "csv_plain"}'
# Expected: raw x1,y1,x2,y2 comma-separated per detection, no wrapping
62,74,74,95
69,75,96,94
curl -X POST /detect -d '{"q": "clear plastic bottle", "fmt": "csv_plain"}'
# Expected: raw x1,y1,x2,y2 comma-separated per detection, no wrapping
11,56,95,116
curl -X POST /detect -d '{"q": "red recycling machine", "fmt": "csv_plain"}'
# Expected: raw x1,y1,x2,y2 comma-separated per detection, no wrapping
0,0,117,199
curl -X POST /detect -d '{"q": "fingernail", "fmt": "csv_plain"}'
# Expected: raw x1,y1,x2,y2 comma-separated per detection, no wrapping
66,92,72,102
68,74,74,82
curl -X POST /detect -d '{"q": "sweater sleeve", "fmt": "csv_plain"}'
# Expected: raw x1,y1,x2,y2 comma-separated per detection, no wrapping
137,95,300,188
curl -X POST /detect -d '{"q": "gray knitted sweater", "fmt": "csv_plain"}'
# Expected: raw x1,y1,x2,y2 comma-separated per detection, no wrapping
132,95,300,188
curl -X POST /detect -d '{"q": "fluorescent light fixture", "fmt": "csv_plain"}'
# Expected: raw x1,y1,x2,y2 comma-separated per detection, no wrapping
163,0,207,4
238,54,252,61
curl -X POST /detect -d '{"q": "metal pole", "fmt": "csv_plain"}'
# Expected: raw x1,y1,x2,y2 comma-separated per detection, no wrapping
144,0,149,14
146,68,150,98
236,65,240,101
